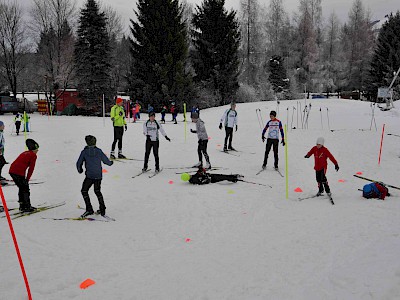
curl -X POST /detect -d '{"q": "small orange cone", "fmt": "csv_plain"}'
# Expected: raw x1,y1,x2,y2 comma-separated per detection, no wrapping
102,169,108,173
356,172,363,175
338,179,346,183
168,180,174,184
80,278,96,289
294,187,303,192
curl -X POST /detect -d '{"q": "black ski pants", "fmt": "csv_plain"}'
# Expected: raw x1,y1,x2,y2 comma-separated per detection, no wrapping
316,169,330,193
263,138,279,168
198,139,210,163
15,121,21,134
0,155,6,177
111,126,124,151
144,140,159,170
224,127,234,148
9,173,31,209
81,177,105,212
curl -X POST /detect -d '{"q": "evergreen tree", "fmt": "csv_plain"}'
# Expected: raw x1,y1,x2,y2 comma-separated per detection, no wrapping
268,55,289,93
129,0,192,107
192,0,240,105
74,0,111,105
368,12,400,99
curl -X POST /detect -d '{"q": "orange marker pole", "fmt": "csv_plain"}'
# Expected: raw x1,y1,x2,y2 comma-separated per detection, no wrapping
0,186,32,300
378,124,385,165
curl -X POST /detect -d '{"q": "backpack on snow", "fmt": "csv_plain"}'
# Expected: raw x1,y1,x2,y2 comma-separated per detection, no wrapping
362,182,389,200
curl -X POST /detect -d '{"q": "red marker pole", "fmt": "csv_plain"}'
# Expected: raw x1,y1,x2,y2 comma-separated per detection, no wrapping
378,124,385,165
0,186,32,300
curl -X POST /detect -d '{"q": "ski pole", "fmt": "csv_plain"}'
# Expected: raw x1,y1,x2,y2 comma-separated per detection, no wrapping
320,107,323,129
291,107,295,129
286,107,289,128
296,101,299,128
256,109,263,130
237,179,272,188
326,107,330,131
0,186,32,300
378,123,385,165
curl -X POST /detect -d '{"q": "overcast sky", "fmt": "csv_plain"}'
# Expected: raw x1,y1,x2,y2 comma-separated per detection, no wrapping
20,0,399,34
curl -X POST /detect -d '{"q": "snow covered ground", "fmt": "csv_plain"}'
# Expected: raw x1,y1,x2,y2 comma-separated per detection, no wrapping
1,98,400,299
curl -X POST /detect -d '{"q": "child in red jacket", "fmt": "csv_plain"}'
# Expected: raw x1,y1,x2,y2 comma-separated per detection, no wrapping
9,139,39,212
305,137,339,196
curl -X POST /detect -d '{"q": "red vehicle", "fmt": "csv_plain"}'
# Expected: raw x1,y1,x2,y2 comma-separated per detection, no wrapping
56,89,83,112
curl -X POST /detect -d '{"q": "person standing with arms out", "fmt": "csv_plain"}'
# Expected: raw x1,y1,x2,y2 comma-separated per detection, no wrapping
14,113,22,135
190,112,211,169
261,110,285,170
219,102,238,151
304,137,339,196
110,97,127,159
76,135,113,217
9,139,39,212
142,111,170,172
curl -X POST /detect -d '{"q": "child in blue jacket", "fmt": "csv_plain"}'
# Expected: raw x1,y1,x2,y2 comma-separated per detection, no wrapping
76,135,113,217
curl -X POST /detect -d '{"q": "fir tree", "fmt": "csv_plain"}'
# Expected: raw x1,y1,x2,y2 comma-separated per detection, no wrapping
268,55,289,93
368,12,400,99
129,0,192,107
74,0,111,105
192,0,240,105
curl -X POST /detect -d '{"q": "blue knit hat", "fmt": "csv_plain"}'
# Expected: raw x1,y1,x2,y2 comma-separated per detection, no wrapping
0,121,4,126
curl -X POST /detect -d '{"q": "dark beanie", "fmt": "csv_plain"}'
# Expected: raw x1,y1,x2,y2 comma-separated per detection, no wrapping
270,110,277,117
191,112,199,119
149,111,155,117
85,135,96,146
26,139,39,151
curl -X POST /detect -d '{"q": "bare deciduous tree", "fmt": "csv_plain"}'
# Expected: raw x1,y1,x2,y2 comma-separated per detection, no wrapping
30,0,76,100
0,1,28,98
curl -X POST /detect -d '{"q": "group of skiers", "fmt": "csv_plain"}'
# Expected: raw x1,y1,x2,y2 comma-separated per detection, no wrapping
0,99,392,218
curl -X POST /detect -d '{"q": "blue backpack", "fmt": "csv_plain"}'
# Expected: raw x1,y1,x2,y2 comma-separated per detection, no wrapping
362,183,380,199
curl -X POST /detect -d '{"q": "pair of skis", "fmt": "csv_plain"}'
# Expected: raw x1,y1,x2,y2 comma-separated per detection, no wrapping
298,193,335,205
353,174,400,190
132,168,164,179
1,201,66,220
43,205,116,222
256,167,284,178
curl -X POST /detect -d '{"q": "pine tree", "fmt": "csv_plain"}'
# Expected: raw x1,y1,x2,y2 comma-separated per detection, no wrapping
129,0,192,108
192,0,240,105
268,55,289,93
368,12,400,99
74,0,111,105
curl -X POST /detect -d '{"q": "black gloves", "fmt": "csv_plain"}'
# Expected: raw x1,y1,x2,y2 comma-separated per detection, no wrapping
78,168,83,174
165,136,171,141
190,129,196,133
111,117,115,122
235,125,238,132
304,155,309,158
110,161,114,166
281,139,285,146
335,164,339,172
119,111,123,116
124,125,127,131
219,123,223,130
262,136,266,142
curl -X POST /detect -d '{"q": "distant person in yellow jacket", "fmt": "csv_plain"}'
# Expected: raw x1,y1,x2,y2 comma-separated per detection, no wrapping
110,97,127,159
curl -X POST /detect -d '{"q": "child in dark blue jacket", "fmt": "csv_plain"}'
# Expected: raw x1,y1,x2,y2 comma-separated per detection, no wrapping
76,135,113,217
